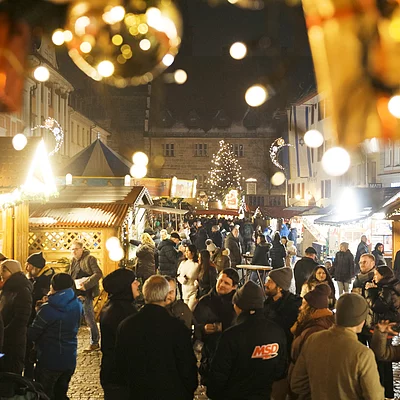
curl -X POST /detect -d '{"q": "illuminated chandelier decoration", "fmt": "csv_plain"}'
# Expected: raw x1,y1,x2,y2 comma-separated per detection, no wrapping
269,137,292,170
60,0,182,87
31,117,64,156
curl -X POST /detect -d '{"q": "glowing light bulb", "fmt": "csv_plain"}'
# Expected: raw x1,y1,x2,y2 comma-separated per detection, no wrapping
229,42,247,60
304,129,324,148
322,147,351,176
12,134,28,151
162,54,175,67
80,42,92,53
63,30,73,42
109,6,125,23
174,69,187,84
132,152,149,166
106,236,121,251
97,61,114,77
34,66,50,82
52,30,65,46
139,39,151,51
245,85,268,107
109,247,124,262
388,95,400,118
271,171,286,186
130,164,147,179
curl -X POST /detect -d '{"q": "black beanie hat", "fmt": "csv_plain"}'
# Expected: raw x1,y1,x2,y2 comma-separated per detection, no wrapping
103,268,136,295
51,273,74,291
233,281,264,311
27,252,46,269
170,232,180,240
376,265,394,280
304,283,331,309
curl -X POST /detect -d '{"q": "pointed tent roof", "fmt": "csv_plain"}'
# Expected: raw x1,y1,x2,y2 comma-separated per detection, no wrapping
58,139,132,177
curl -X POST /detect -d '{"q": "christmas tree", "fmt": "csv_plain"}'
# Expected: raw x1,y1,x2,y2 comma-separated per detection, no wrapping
207,140,243,204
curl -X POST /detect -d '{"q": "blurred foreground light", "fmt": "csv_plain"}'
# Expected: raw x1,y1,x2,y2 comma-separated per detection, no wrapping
139,39,151,51
388,95,400,118
174,69,187,84
132,152,149,166
109,6,125,23
106,236,121,252
322,147,351,176
162,54,175,67
229,42,247,60
63,30,73,42
97,60,114,77
34,66,50,82
12,134,27,151
109,247,124,262
130,164,147,179
295,194,301,200
271,171,286,186
52,30,65,46
304,129,324,148
245,85,267,107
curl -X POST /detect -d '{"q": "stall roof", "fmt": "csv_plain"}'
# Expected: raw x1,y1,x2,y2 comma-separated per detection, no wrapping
260,206,316,219
138,205,188,215
29,203,130,228
314,209,373,226
191,209,239,216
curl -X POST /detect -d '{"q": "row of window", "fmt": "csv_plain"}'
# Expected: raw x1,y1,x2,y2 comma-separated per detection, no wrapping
162,143,245,157
384,141,400,168
70,122,91,147
287,180,332,200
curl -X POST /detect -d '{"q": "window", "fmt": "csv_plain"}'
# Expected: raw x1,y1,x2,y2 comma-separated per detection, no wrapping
301,183,305,199
163,143,175,157
77,125,81,146
318,100,325,121
311,148,315,164
232,144,244,157
385,141,393,167
368,162,377,184
48,88,52,107
41,83,44,103
195,144,208,157
311,105,315,125
325,180,331,198
321,181,325,199
395,141,400,166
194,174,207,187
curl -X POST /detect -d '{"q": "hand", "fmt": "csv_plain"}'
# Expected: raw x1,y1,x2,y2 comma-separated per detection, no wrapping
178,245,185,253
377,320,399,336
131,280,141,299
365,282,377,289
204,324,216,334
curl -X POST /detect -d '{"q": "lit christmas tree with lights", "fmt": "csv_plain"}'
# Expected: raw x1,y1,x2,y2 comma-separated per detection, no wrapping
207,140,243,204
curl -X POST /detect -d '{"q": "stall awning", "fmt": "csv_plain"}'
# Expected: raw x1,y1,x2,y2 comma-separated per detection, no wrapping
138,205,188,215
314,210,373,226
191,209,239,216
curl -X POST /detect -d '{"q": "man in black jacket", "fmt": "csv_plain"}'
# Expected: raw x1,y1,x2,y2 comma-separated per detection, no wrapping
355,235,369,274
224,227,242,268
116,275,198,400
207,281,287,400
294,247,319,294
193,268,239,386
157,233,184,277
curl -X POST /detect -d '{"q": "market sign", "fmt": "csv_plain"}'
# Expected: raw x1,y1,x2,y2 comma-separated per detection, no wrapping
225,189,239,209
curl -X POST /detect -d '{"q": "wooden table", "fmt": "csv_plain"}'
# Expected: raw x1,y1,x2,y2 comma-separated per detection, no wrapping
236,265,272,290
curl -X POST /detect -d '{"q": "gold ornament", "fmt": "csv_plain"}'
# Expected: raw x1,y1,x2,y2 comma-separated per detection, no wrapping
64,0,182,87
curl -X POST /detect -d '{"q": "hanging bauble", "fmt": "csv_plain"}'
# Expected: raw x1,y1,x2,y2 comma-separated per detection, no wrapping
64,0,182,87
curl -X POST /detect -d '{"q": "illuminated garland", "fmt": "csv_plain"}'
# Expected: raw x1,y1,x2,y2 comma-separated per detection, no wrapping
270,137,292,170
31,117,64,156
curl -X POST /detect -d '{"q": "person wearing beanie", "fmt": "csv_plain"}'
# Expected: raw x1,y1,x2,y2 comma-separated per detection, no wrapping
193,268,239,386
100,268,141,398
291,293,383,400
207,281,287,400
293,247,319,294
0,259,32,374
263,267,301,399
28,272,82,399
206,239,217,254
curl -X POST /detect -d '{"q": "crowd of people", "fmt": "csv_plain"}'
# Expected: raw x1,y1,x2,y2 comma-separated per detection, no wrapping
0,220,399,400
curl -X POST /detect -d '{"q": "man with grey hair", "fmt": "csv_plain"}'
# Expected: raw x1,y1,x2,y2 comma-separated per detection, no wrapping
116,275,198,399
224,227,242,268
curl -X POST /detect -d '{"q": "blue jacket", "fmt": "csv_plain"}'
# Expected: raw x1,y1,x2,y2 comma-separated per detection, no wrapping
28,288,82,371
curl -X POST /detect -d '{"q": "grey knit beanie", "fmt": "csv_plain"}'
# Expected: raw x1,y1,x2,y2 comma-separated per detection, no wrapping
336,293,369,327
268,267,292,291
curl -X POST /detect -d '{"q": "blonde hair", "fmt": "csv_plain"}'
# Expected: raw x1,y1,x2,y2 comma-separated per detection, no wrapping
141,233,155,246
340,242,349,251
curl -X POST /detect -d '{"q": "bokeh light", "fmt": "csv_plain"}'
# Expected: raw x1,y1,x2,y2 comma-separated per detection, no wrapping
12,134,28,151
388,95,400,118
304,129,324,148
322,147,351,176
33,66,50,82
245,85,268,107
106,236,121,252
174,69,187,84
271,171,286,186
132,152,149,166
130,164,147,179
97,60,115,77
52,30,65,46
109,247,125,262
229,42,247,60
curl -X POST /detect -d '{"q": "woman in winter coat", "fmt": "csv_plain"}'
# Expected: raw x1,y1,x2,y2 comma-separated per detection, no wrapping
301,266,336,310
372,243,386,266
332,242,355,295
250,234,270,283
177,245,199,310
197,250,217,299
269,232,287,269
0,259,32,374
135,233,156,282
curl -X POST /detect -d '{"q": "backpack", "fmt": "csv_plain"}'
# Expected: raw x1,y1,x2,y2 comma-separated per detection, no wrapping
0,373,50,400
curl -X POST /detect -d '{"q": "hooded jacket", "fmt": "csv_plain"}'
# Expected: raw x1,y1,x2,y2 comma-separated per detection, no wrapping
207,310,287,400
332,249,355,283
28,287,82,371
136,243,156,280
158,239,182,276
0,272,32,373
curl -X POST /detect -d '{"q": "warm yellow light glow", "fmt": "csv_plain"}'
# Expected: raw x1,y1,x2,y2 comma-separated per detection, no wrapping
162,54,175,66
138,23,149,34
75,16,90,36
121,44,131,54
322,147,351,176
112,34,123,46
229,42,247,60
295,194,301,200
245,85,268,107
271,171,286,186
132,152,149,166
139,39,151,51
97,61,114,77
52,30,65,46
12,134,28,151
174,69,187,84
146,7,162,28
80,42,92,53
388,95,400,118
109,6,126,23
34,66,50,82
65,173,72,185
106,236,121,252
109,247,124,262
63,30,73,42
389,18,400,42
130,164,147,179
304,129,324,148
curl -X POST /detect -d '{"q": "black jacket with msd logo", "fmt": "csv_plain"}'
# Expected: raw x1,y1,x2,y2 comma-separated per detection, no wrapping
207,309,287,400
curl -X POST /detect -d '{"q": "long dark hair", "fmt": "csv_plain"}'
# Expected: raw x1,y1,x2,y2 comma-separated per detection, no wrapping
306,265,336,298
186,244,198,262
198,249,212,280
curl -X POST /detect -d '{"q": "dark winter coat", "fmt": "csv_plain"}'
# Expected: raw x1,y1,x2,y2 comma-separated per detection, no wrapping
211,249,231,272
224,234,241,268
355,240,369,271
136,243,156,281
197,266,217,299
366,276,400,325
294,256,319,294
69,250,103,298
166,300,193,330
100,292,138,388
252,242,271,266
193,288,237,385
195,227,208,251
116,304,198,400
28,287,82,371
207,310,287,400
0,272,32,374
394,250,400,280
332,250,355,283
269,240,286,269
263,291,302,352
210,230,223,249
158,239,182,277
372,244,386,266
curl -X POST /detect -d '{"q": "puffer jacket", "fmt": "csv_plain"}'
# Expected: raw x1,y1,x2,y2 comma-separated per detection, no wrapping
69,250,103,298
269,240,286,269
332,249,355,283
0,272,32,373
28,287,82,371
136,243,156,280
158,239,182,277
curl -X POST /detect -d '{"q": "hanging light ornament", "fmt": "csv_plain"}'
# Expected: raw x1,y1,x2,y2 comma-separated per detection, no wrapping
31,117,64,156
64,0,182,87
269,138,292,170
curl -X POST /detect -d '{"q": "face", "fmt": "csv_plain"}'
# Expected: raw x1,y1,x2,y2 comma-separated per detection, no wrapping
166,280,176,304
315,268,327,282
0,264,11,282
161,231,168,240
339,244,345,252
281,238,287,245
299,298,308,312
359,255,375,274
185,248,194,260
216,273,236,295
232,228,239,238
361,235,367,243
264,276,280,297
378,245,384,253
70,245,84,260
26,263,40,278
171,237,180,245
373,270,383,284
